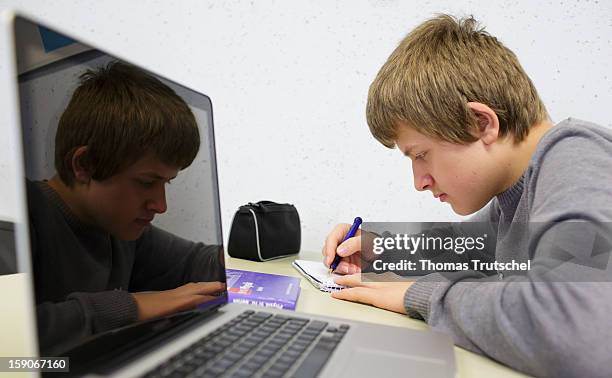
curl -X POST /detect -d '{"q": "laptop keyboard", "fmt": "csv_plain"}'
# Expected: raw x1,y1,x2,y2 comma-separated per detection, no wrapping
142,310,350,378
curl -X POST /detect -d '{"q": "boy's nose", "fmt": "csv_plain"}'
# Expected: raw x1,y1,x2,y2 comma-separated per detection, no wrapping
147,186,167,214
413,169,434,192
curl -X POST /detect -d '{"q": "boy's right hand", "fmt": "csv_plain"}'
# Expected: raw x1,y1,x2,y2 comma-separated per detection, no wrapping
132,281,225,322
322,223,376,275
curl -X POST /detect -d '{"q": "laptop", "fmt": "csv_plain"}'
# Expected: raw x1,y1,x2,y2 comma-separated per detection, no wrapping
0,11,456,378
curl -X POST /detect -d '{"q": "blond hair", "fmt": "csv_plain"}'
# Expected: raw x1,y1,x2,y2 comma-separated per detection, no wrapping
367,14,548,148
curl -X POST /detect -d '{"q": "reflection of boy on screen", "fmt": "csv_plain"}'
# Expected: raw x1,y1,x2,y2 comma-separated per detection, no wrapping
27,61,225,354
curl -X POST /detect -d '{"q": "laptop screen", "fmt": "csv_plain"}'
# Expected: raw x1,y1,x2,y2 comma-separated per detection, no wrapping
12,15,228,357
0,220,18,275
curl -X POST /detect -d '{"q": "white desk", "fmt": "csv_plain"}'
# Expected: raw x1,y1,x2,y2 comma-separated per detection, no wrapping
0,254,529,378
226,252,530,378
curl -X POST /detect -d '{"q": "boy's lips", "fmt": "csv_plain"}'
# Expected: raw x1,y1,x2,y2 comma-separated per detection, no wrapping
135,217,154,225
434,193,448,202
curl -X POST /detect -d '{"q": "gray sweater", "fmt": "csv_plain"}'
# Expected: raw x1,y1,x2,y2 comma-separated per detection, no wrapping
404,118,612,377
27,181,224,356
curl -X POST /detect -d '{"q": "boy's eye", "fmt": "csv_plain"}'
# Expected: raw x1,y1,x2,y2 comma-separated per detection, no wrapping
137,179,155,188
137,178,173,187
414,152,427,160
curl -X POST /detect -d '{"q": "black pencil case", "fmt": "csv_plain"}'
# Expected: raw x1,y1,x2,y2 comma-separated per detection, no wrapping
227,201,301,261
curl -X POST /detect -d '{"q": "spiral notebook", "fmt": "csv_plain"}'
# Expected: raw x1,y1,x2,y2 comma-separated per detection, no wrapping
292,259,347,292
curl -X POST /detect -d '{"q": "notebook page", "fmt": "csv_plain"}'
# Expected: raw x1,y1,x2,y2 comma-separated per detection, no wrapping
292,260,347,292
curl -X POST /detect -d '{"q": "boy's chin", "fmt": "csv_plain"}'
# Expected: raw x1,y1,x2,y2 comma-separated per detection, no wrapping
114,226,147,241
452,198,494,216
450,202,479,216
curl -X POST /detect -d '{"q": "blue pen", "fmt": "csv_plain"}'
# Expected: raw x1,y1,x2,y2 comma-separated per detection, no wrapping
330,217,363,272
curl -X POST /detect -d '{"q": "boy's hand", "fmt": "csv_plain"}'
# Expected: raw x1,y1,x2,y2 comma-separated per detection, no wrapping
322,223,377,274
132,281,225,322
331,273,413,314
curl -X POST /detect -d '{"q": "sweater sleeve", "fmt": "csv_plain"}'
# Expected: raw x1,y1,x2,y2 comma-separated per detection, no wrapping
37,290,138,356
130,225,224,291
404,130,612,377
27,206,139,356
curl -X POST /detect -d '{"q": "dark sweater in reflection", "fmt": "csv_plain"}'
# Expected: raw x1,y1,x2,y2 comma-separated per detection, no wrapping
26,180,224,355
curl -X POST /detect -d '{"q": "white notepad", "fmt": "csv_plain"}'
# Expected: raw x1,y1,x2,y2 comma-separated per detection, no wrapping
292,259,347,292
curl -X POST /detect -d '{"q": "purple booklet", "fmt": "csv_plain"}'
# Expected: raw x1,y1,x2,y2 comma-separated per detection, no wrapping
225,269,301,311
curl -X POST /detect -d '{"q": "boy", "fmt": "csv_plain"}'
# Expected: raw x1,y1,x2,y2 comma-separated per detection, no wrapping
29,61,225,355
322,15,612,377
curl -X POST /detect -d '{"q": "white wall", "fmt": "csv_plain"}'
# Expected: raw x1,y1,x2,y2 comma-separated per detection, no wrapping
1,0,611,252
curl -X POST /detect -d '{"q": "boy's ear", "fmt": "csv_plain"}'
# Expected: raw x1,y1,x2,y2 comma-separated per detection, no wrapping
71,146,92,184
467,102,499,145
